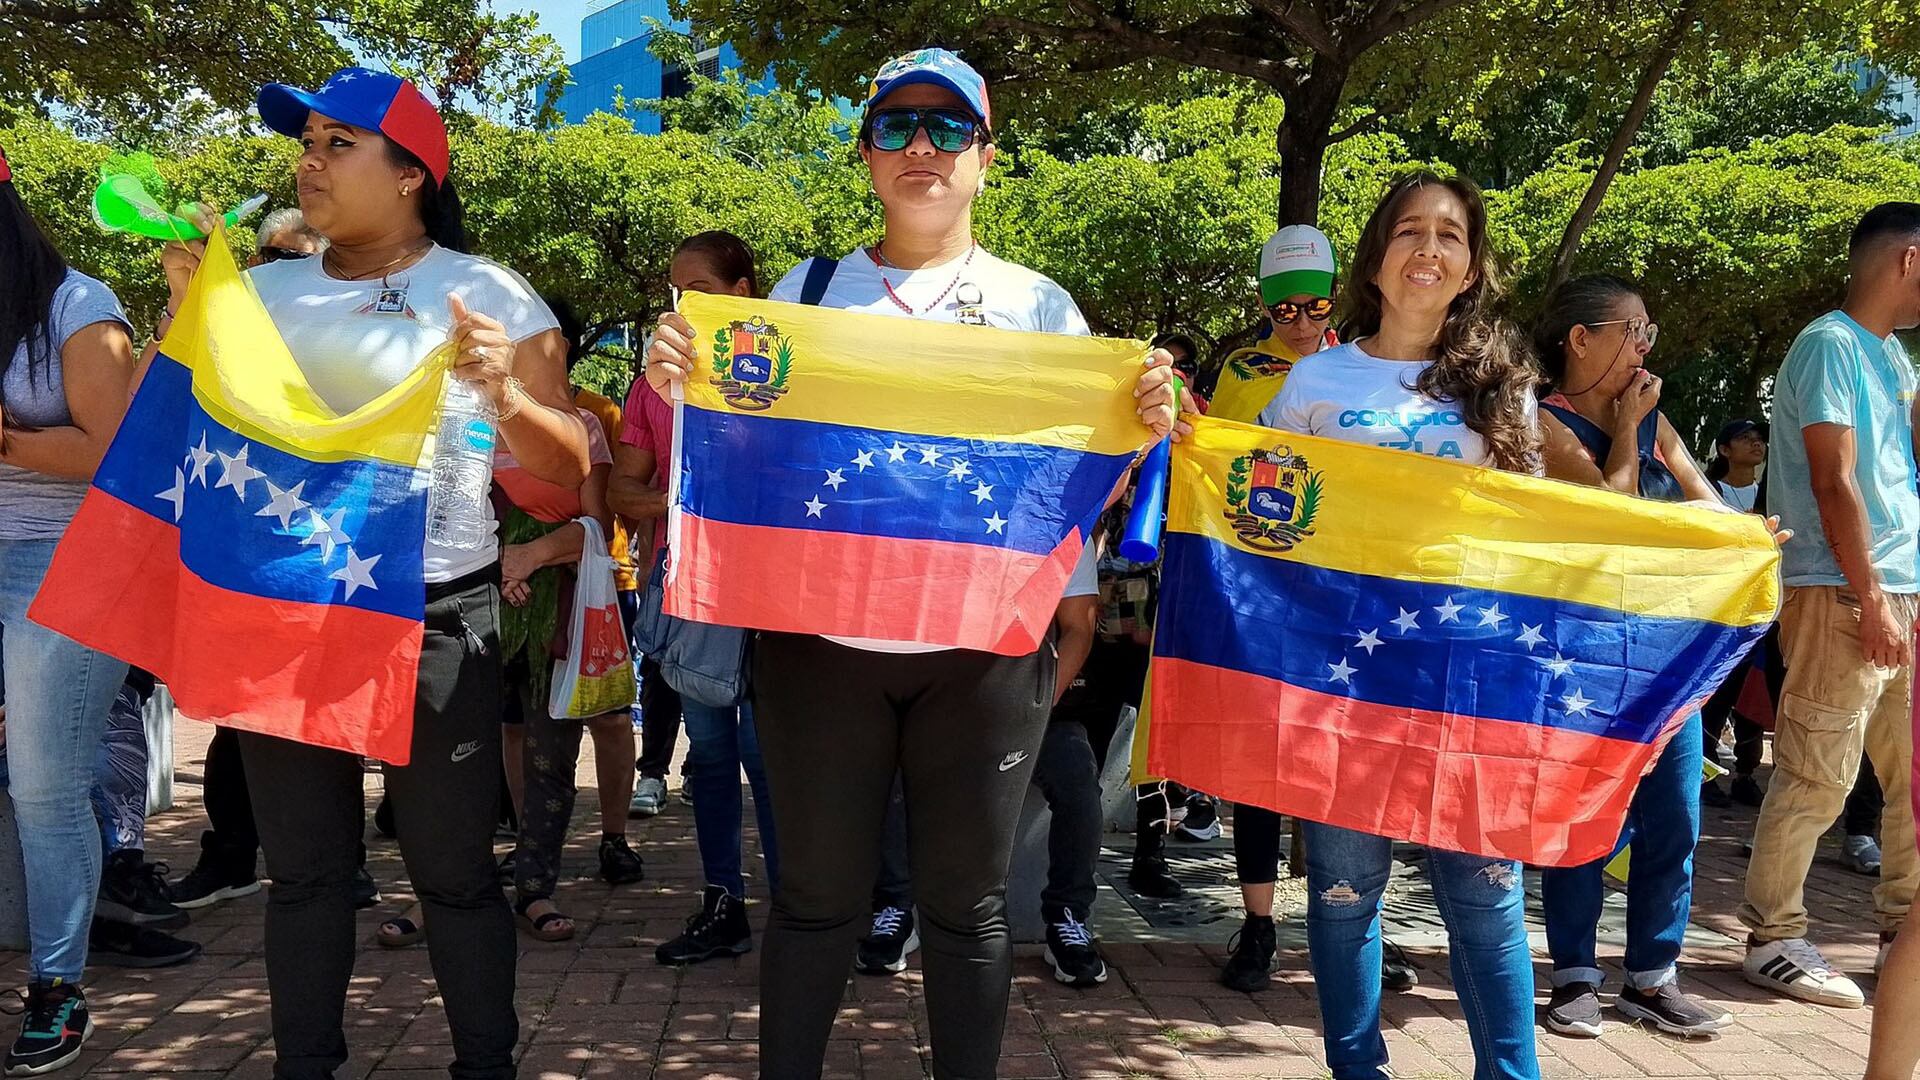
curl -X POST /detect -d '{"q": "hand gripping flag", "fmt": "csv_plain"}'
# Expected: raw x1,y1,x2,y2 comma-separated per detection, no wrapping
1147,416,1779,867
30,226,444,764
667,293,1149,654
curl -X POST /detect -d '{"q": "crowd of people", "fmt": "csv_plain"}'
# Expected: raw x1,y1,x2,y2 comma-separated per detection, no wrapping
2,44,1919,1080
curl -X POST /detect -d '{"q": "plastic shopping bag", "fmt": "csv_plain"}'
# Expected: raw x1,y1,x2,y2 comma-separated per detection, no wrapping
548,517,638,719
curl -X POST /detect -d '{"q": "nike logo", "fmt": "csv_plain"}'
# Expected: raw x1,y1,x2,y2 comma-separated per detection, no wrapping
450,740,483,763
998,751,1029,772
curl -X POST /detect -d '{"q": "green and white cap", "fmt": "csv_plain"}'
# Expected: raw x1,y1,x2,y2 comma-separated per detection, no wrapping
1258,225,1336,306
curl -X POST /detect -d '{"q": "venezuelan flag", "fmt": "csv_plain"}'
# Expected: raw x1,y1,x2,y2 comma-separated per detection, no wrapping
668,293,1149,654
29,227,442,764
1148,416,1779,867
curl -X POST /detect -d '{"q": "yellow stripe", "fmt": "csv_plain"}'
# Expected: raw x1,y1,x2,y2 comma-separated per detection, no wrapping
165,225,444,469
678,293,1150,455
1169,415,1780,627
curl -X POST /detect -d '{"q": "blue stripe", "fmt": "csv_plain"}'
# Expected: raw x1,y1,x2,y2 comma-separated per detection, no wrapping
1156,531,1762,743
678,406,1135,557
94,354,426,620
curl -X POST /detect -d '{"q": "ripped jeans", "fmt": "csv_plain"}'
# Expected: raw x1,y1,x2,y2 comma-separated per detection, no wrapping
1302,822,1539,1080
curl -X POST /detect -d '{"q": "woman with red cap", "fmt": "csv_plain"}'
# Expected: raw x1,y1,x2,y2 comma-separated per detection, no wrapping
158,68,590,1080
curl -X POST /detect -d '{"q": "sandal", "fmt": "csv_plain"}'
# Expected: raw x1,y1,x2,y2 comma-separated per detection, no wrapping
514,895,575,942
377,905,426,949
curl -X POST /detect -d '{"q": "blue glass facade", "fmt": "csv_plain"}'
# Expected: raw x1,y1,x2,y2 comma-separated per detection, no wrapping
545,0,772,133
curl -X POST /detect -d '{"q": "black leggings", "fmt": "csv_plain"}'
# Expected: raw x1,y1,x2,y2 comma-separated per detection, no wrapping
753,632,1055,1080
1233,803,1285,885
239,570,515,1080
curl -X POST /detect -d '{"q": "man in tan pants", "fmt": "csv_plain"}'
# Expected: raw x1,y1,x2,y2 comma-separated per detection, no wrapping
1741,202,1920,1009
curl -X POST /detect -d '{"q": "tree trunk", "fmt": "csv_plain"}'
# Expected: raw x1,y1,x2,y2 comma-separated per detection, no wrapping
1544,0,1698,290
1274,58,1350,227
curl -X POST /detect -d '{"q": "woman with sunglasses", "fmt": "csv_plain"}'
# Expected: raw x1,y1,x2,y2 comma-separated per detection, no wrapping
157,68,590,1080
1532,273,1730,1040
1209,224,1339,423
645,47,1181,1079
1256,173,1542,1080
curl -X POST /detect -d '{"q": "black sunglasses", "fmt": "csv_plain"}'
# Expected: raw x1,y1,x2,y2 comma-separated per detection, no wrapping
261,246,315,262
865,108,987,153
1270,297,1335,325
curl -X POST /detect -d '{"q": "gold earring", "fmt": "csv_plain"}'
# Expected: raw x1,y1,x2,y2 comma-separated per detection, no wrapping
401,186,411,197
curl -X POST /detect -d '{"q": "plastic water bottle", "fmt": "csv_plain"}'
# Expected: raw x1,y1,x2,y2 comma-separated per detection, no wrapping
425,378,498,550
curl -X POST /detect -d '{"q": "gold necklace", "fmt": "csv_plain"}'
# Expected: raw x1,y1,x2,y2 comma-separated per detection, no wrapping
324,239,433,283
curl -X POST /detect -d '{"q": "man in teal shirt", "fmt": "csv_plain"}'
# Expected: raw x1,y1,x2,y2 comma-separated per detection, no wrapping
1743,203,1920,1021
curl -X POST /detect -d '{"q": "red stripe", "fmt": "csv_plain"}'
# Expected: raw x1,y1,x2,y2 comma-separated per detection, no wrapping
666,515,1083,654
1146,657,1679,867
29,491,422,764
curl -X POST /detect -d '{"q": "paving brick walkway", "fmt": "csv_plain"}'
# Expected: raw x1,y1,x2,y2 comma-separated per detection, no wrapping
4,721,1893,1079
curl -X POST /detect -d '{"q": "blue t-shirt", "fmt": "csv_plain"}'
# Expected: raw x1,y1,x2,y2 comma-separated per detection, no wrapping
1768,310,1919,591
0,269,132,540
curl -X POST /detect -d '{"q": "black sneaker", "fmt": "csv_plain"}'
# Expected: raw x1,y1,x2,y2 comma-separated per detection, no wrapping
1700,781,1732,809
655,886,751,965
1731,775,1765,808
1382,939,1418,990
1127,857,1184,899
1220,915,1277,992
597,836,645,885
855,906,919,975
1545,981,1604,1038
169,833,261,910
95,850,188,931
5,982,92,1076
1616,980,1732,1037
87,918,202,969
1175,797,1221,842
350,867,381,911
1042,909,1108,987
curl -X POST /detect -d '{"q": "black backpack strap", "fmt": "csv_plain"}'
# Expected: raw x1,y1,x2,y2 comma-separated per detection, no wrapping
798,257,839,306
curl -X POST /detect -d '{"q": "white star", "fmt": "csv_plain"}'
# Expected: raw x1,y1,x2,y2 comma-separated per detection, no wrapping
823,468,847,491
852,449,876,472
885,442,909,464
333,70,359,82
918,446,943,466
213,445,265,501
970,481,995,504
1542,653,1574,678
1477,603,1508,629
1355,628,1384,655
155,467,186,522
947,459,972,480
1328,657,1357,684
1391,607,1420,634
255,479,309,530
803,495,827,518
186,435,215,486
1561,688,1595,715
301,508,350,561
984,512,1008,535
1516,624,1546,651
1433,597,1463,623
329,547,381,600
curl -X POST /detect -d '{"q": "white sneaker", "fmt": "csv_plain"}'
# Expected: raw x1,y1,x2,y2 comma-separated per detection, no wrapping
629,775,666,818
1744,937,1865,1008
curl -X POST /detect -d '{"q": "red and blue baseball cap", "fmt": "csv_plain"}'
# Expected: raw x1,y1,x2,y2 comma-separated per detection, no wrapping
866,48,991,129
258,67,450,186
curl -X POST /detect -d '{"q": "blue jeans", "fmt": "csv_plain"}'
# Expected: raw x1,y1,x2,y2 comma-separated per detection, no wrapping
682,699,779,897
0,538,128,983
1303,821,1538,1080
1541,712,1702,990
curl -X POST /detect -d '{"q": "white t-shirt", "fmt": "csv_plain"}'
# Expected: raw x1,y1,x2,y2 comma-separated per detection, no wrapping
1715,478,1760,512
768,245,1095,652
1257,342,1538,468
249,246,560,583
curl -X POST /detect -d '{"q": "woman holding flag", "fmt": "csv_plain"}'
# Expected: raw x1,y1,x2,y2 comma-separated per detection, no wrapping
1255,172,1543,1080
643,47,1183,1079
156,68,590,1080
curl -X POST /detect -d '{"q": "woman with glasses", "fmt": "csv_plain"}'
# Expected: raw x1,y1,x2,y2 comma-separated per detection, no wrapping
1533,274,1730,1039
1209,224,1339,423
643,47,1180,1079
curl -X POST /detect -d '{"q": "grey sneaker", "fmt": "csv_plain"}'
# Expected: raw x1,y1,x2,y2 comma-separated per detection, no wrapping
1615,980,1731,1037
1842,834,1882,875
629,775,666,818
1545,982,1603,1037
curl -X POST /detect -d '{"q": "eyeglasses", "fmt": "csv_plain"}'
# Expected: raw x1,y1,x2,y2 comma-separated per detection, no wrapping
1585,317,1659,349
1270,297,1335,325
261,246,315,262
865,108,987,153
